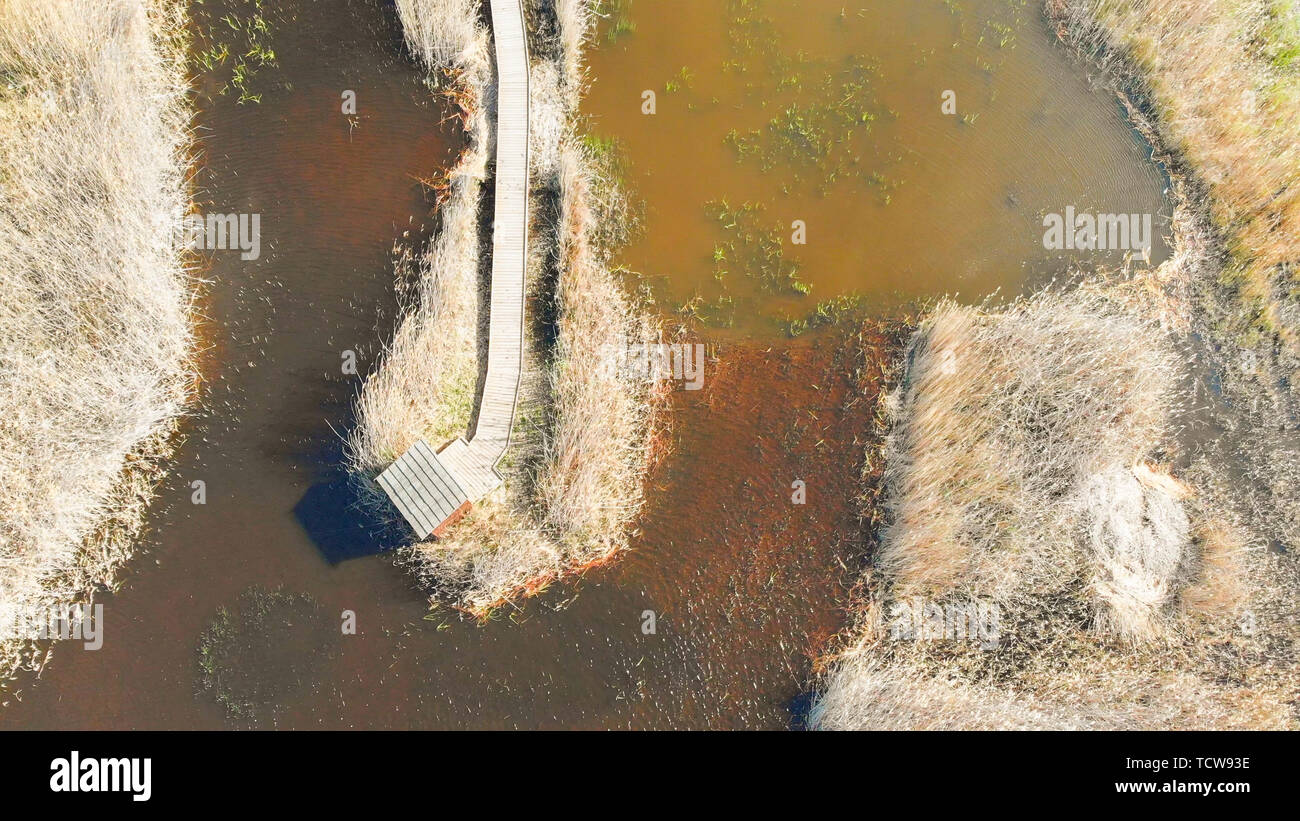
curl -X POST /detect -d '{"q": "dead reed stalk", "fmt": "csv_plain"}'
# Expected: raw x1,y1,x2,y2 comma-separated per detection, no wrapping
0,0,195,680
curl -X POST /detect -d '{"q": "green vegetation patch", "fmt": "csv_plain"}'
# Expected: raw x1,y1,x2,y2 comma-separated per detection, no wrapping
705,199,806,296
194,0,278,104
786,293,866,338
596,0,636,44
197,587,335,723
721,0,890,196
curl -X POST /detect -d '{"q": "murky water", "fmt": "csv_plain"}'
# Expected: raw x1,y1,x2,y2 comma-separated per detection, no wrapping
587,0,1170,335
2,0,1172,729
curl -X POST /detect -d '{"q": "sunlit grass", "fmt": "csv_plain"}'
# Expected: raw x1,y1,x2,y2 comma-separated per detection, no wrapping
0,0,195,681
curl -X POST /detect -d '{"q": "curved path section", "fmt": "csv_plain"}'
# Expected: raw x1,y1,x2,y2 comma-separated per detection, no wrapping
377,0,530,538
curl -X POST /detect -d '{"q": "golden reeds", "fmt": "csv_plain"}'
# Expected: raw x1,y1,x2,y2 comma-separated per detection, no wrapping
1053,0,1300,348
813,291,1293,729
348,0,661,615
0,0,195,680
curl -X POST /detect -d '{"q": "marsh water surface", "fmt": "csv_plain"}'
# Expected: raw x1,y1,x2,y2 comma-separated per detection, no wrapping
2,0,1171,729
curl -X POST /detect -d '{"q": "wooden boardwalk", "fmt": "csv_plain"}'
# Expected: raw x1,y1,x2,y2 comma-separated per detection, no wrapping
375,440,470,539
378,0,530,539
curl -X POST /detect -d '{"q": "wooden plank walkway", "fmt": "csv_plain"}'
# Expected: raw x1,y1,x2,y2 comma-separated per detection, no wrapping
463,0,530,484
379,0,530,538
375,440,471,539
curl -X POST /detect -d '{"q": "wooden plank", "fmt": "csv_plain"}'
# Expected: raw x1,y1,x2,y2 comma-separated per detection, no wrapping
376,440,472,539
468,0,530,478
377,0,530,538
376,468,435,537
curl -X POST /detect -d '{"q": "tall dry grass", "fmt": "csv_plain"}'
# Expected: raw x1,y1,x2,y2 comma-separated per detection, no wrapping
533,147,657,551
813,291,1294,729
349,0,660,615
811,653,1089,731
1050,1,1300,567
396,0,490,74
0,0,194,678
406,140,660,613
808,0,1300,731
346,0,490,512
553,0,592,103
811,643,1290,730
876,290,1186,635
1053,0,1300,347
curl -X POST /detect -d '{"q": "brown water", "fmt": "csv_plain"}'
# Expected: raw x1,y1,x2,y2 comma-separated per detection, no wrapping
2,0,1172,729
587,0,1170,335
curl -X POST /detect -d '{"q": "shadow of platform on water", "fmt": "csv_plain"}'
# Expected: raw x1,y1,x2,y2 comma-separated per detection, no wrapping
294,477,408,564
788,691,815,731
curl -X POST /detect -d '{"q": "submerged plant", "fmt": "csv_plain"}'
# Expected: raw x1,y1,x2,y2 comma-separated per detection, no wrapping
786,294,864,337
719,0,890,195
704,199,804,298
596,0,635,43
663,65,693,93
197,588,333,723
194,0,279,104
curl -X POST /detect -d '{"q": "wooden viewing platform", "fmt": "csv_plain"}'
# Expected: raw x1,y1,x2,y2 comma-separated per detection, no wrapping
378,0,530,540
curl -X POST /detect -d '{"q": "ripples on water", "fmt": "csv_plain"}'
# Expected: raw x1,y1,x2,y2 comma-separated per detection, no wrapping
586,0,1170,336
1,0,1171,729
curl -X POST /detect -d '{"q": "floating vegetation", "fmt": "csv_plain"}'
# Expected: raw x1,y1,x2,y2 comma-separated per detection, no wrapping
705,199,804,296
197,587,334,724
194,0,279,104
718,1,891,196
982,20,1016,49
663,65,694,93
596,0,636,43
663,199,819,333
786,294,865,337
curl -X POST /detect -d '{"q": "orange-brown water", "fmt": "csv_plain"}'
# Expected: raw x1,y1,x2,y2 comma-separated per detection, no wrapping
1,0,1172,729
587,0,1169,335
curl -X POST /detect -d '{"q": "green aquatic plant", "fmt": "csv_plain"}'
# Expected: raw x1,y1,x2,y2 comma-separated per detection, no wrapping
194,0,279,104
704,199,804,297
197,587,333,723
663,65,693,93
785,294,864,337
597,0,636,43
717,0,890,195
580,132,619,170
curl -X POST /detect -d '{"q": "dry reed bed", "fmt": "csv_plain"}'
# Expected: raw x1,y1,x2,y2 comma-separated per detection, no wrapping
0,0,195,680
1053,0,1300,349
813,291,1295,729
347,0,660,616
1050,2,1300,583
874,292,1185,632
